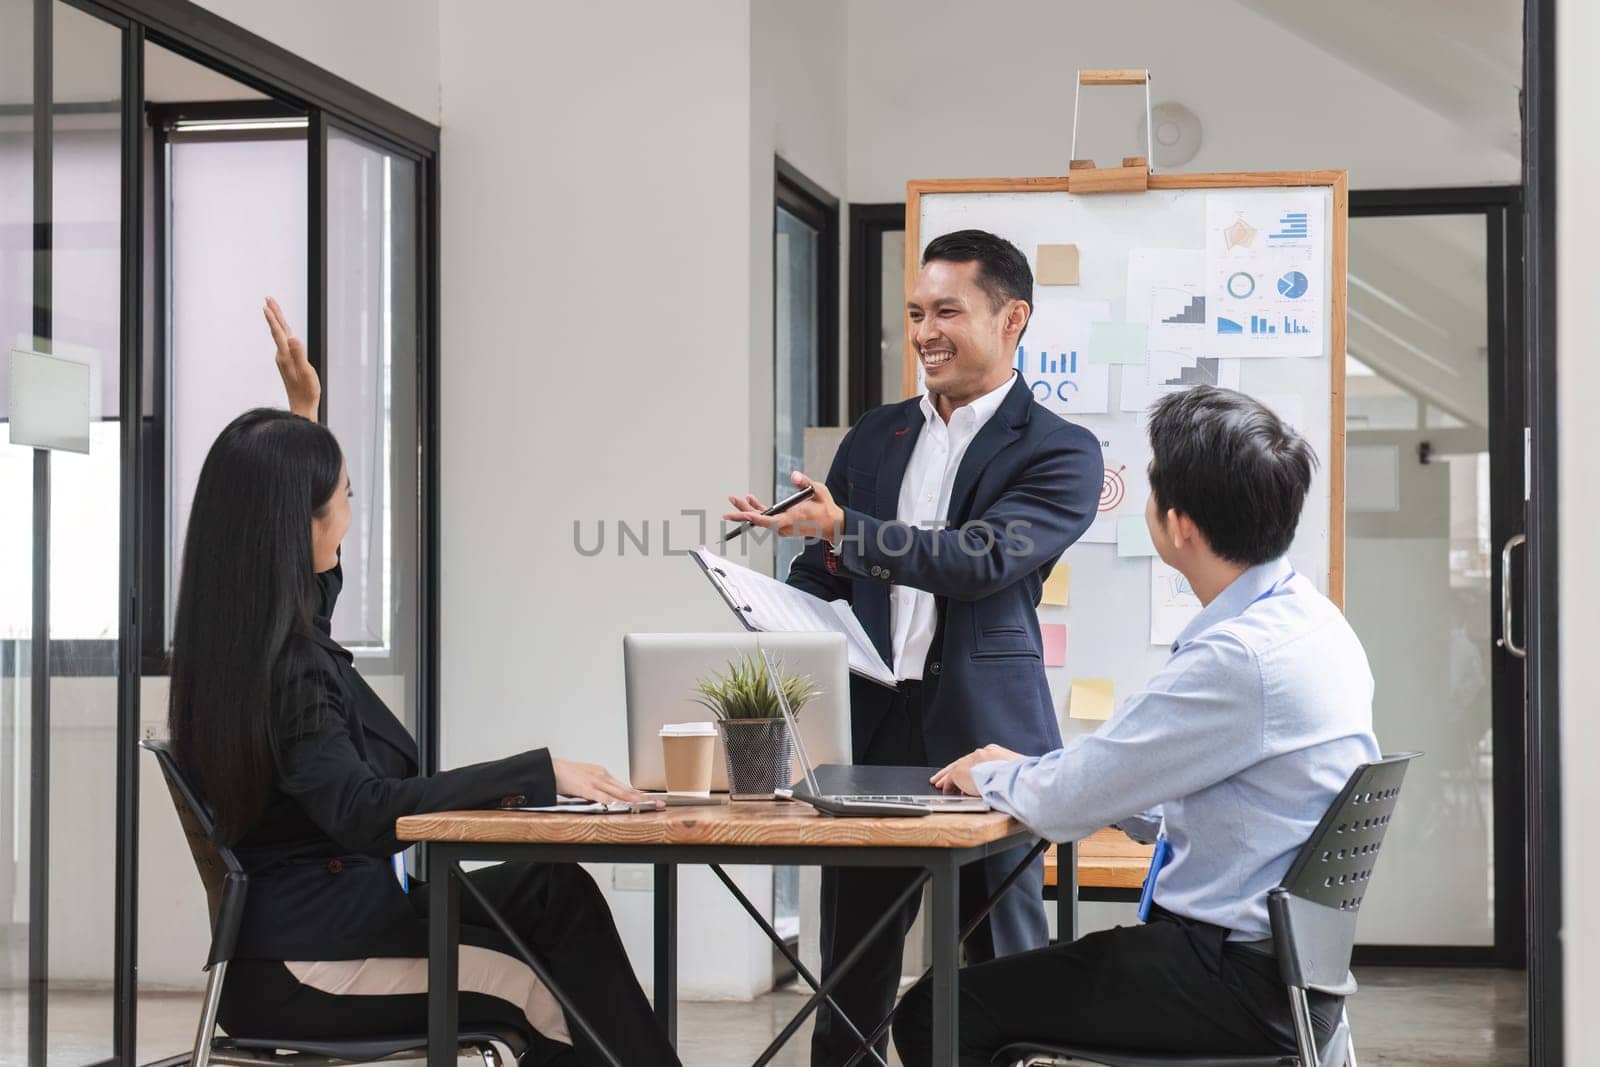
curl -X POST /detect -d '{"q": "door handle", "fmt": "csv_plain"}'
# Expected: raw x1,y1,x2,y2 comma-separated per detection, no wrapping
1497,533,1526,658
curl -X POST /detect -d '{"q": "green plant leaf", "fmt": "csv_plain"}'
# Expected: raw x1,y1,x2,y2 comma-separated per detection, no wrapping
691,652,822,721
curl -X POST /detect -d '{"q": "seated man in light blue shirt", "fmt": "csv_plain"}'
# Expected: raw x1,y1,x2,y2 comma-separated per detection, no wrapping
893,386,1381,1066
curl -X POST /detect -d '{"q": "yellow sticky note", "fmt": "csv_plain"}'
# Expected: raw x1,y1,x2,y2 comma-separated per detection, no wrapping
1069,678,1115,721
1036,243,1080,285
1042,562,1070,606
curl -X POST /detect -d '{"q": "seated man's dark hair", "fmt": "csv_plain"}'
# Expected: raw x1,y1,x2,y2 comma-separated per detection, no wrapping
1146,386,1317,566
922,229,1034,341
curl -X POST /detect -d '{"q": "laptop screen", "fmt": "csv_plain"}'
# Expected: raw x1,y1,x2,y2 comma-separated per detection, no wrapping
760,646,822,796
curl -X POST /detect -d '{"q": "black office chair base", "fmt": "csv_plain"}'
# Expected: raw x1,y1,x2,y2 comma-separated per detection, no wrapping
143,1027,525,1066
994,1016,1352,1067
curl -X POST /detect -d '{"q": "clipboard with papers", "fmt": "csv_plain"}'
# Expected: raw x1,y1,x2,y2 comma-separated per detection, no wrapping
690,547,898,687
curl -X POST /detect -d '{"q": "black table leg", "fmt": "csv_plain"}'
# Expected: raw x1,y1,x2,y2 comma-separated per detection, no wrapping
654,862,677,1047
929,855,960,1064
1060,839,1078,943
427,852,460,1067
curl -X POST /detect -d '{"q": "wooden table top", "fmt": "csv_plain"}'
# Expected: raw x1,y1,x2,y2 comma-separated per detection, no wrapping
397,801,1028,850
1045,828,1153,891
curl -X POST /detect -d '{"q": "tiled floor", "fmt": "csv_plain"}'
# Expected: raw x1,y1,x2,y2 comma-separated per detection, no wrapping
1,966,1527,1065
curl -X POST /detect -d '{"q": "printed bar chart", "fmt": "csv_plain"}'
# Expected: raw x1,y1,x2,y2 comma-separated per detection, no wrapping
1269,211,1309,240
1160,295,1205,324
1016,346,1079,375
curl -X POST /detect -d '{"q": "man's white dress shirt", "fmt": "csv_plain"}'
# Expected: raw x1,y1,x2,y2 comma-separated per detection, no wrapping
889,373,1016,680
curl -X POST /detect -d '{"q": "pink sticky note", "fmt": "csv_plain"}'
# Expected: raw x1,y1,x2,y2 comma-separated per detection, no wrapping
1042,623,1067,667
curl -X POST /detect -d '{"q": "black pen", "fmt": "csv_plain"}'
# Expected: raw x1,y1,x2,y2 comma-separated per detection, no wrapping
722,485,816,542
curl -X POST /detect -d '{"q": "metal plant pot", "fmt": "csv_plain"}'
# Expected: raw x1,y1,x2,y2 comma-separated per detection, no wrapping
717,718,794,799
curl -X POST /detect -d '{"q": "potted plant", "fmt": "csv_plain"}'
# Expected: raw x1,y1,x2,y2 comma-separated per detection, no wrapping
692,653,821,799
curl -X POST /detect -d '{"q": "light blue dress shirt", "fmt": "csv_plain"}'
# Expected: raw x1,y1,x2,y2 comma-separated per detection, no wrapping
971,557,1380,940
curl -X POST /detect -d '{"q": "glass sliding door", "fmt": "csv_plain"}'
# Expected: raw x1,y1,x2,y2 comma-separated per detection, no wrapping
1343,193,1525,963
0,0,39,1055
45,2,125,1060
0,0,129,1060
2,4,439,1059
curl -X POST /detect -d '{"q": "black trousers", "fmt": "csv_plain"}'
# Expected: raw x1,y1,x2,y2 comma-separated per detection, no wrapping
219,860,679,1067
811,682,1049,1066
891,907,1343,1067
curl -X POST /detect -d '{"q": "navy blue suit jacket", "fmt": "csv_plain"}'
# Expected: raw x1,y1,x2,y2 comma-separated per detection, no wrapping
788,375,1103,764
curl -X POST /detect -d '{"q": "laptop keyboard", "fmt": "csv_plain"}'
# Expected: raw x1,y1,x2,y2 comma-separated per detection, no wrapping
841,794,976,804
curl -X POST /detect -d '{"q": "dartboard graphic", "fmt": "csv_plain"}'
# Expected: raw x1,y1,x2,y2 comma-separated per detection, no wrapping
1099,464,1127,512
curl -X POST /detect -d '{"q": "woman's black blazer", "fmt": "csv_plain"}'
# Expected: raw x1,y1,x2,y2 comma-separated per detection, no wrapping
230,563,556,961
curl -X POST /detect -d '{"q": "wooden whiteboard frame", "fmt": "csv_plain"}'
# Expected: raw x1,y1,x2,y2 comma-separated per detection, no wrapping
904,170,1348,606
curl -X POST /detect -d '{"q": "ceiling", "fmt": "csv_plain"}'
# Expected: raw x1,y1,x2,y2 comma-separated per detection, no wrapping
1229,0,1521,162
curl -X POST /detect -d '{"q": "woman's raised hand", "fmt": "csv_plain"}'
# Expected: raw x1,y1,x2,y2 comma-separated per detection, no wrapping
264,296,319,420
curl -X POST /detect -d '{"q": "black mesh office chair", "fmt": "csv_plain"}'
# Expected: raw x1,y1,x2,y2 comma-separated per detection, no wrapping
142,739,529,1067
995,752,1420,1067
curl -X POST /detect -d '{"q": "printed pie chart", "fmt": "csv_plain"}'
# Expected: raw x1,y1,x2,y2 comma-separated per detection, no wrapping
1277,271,1308,299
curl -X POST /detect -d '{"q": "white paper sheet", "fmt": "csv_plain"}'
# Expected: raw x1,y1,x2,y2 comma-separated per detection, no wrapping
1150,558,1201,647
692,549,897,686
1014,293,1111,415
1205,191,1325,357
1119,249,1243,412
1073,416,1153,544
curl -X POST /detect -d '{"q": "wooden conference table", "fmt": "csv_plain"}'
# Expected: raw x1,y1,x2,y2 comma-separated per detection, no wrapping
396,805,1149,1066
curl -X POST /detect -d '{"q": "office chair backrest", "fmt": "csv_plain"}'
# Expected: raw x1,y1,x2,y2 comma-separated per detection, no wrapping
1268,751,1420,995
142,739,248,967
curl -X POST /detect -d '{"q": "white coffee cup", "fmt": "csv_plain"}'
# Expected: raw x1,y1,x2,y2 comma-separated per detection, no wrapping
660,722,718,796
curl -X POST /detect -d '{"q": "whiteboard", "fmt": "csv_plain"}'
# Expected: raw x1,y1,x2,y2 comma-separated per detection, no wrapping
913,179,1343,743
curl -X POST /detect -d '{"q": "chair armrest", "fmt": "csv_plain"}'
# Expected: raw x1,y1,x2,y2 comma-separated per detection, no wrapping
206,871,249,969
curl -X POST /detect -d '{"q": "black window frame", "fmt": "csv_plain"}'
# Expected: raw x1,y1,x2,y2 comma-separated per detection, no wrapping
846,202,905,421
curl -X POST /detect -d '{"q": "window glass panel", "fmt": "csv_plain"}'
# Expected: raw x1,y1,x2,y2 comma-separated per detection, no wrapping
1344,212,1494,947
879,228,905,401
774,204,819,579
166,136,307,643
325,126,419,731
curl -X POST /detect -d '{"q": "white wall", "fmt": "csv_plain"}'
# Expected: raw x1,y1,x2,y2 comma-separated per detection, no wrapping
750,0,850,497
190,0,441,123
844,0,1519,204
1559,0,1599,1050
435,0,778,1000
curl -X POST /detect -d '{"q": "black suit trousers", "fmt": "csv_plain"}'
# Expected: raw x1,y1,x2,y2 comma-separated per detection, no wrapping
810,682,1048,1066
891,906,1343,1067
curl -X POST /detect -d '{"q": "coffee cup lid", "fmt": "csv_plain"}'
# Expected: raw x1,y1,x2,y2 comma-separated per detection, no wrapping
660,721,718,737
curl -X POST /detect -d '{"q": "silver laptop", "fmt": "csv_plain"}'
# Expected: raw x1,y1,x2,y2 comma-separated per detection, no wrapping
762,648,991,817
625,632,852,793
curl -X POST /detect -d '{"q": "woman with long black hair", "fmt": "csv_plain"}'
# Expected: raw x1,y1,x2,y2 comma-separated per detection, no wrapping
167,299,679,1065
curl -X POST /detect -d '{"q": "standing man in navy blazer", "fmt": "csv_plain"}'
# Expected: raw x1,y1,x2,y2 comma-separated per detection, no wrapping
724,229,1103,1064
